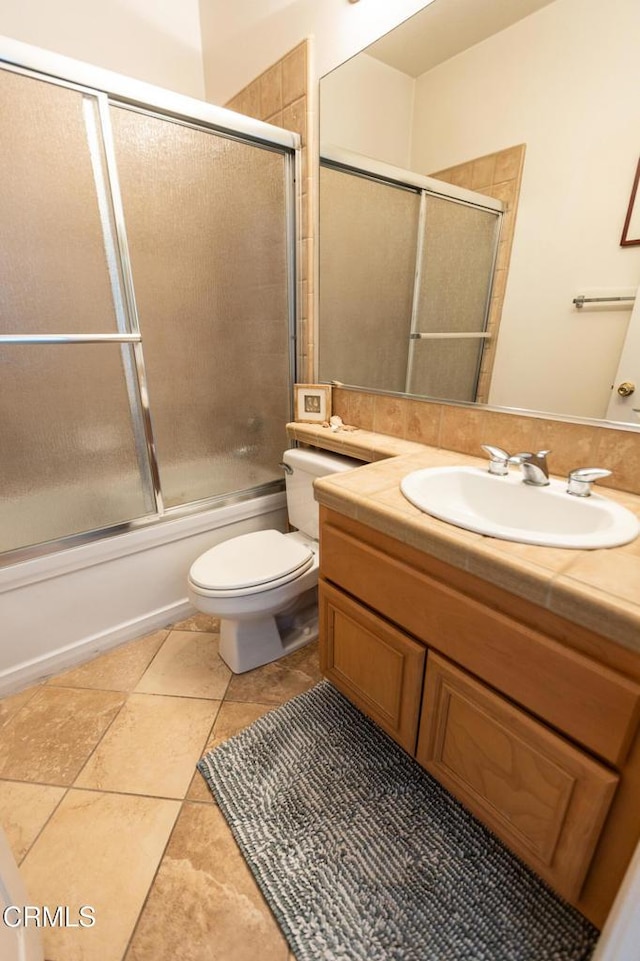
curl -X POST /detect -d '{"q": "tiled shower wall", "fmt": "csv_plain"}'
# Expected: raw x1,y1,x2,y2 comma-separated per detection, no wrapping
225,40,315,382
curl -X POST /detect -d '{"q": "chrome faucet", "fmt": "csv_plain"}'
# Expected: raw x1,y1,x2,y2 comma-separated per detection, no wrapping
509,450,551,486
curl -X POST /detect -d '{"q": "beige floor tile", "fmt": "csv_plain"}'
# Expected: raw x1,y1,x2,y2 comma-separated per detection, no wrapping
0,687,125,785
0,685,39,727
47,630,168,692
21,789,179,961
225,641,321,706
125,802,289,961
187,701,274,803
0,780,65,862
135,631,231,699
170,613,220,633
76,693,220,799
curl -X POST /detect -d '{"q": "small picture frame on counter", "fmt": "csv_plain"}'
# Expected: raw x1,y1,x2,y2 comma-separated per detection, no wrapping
294,383,332,423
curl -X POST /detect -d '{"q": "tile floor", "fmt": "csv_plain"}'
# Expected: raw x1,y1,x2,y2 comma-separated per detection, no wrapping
0,615,323,960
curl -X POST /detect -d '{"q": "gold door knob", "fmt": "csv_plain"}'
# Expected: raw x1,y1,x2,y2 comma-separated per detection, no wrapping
617,381,636,397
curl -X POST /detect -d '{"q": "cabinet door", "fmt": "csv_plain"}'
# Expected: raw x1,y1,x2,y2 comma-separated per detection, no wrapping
319,579,426,754
417,653,619,901
320,512,640,767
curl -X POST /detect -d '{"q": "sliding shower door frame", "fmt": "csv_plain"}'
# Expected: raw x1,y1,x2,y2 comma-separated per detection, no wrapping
0,38,300,568
318,147,503,400
405,190,429,394
406,189,503,400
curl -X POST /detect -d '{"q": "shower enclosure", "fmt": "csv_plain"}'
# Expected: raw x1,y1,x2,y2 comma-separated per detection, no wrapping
0,46,298,564
318,151,502,402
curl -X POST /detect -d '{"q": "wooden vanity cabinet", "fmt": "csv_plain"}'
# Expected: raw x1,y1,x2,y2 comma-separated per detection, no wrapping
318,505,640,927
319,578,425,753
417,653,617,901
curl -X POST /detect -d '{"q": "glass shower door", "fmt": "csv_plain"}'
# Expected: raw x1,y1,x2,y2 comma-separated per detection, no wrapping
0,67,154,555
407,196,500,401
319,164,420,392
109,106,293,508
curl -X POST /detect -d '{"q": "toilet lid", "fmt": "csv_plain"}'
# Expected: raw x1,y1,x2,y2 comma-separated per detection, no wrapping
189,529,314,592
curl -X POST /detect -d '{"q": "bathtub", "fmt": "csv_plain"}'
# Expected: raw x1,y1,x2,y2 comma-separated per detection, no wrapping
0,488,287,696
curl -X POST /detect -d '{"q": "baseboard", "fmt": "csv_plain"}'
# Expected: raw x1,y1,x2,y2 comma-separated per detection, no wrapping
0,598,194,697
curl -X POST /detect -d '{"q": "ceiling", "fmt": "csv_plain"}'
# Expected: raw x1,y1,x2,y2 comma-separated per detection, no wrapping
365,0,557,78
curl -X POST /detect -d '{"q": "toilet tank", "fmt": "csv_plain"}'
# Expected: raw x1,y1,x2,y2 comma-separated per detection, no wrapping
282,447,362,539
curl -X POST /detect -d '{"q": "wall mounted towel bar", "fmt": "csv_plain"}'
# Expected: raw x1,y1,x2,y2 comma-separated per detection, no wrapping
573,295,636,309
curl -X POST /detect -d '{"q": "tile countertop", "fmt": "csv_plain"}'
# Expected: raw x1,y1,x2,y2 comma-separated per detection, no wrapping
287,422,640,655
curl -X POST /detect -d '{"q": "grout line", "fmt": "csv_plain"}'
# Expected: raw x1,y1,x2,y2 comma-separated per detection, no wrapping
183,697,226,800
119,797,185,961
47,684,228,703
0,774,71,790
16,784,70,868
0,775,220,806
127,627,174,678
69,690,131,787
219,697,285,708
60,784,189,804
0,682,44,727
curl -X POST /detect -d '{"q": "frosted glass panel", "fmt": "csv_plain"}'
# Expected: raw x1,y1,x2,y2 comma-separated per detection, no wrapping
0,344,151,553
110,107,291,507
408,339,483,402
319,166,420,391
408,198,498,401
416,197,498,334
0,68,120,334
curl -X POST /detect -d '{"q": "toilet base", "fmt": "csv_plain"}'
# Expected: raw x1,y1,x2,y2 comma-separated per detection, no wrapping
218,588,318,673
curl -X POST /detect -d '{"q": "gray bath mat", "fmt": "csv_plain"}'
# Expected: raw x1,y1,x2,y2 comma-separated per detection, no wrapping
197,680,598,961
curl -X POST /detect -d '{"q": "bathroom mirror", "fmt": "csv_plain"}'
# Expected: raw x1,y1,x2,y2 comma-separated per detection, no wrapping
318,0,640,427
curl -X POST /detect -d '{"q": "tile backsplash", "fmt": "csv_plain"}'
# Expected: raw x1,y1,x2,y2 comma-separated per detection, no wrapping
329,387,640,496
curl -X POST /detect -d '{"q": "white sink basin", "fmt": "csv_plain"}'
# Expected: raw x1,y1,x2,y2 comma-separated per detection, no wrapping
400,466,640,549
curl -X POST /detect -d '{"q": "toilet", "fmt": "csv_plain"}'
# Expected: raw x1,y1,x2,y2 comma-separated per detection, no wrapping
187,447,362,673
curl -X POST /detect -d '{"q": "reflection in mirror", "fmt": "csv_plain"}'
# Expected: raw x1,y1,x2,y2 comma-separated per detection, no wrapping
318,0,640,427
319,153,502,402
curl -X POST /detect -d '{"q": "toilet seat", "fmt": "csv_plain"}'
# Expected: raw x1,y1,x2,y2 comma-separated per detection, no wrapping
189,529,315,597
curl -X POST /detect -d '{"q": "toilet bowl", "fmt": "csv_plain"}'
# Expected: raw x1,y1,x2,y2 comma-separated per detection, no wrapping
187,448,362,673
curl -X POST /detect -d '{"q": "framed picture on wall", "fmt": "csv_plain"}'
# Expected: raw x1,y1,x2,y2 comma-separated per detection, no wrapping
294,383,332,423
621,158,640,246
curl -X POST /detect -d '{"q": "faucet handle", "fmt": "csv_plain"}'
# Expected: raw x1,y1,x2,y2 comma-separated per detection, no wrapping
567,467,612,497
481,445,510,475
509,450,551,486
509,451,532,465
510,449,551,469
511,449,551,461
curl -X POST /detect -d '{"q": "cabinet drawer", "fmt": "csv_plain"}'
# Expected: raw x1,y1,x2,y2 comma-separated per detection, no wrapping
321,517,640,766
319,579,426,754
417,653,619,901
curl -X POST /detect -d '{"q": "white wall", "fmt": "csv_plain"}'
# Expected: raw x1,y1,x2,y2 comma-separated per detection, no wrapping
199,0,436,104
410,0,640,418
320,54,414,168
0,0,204,97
